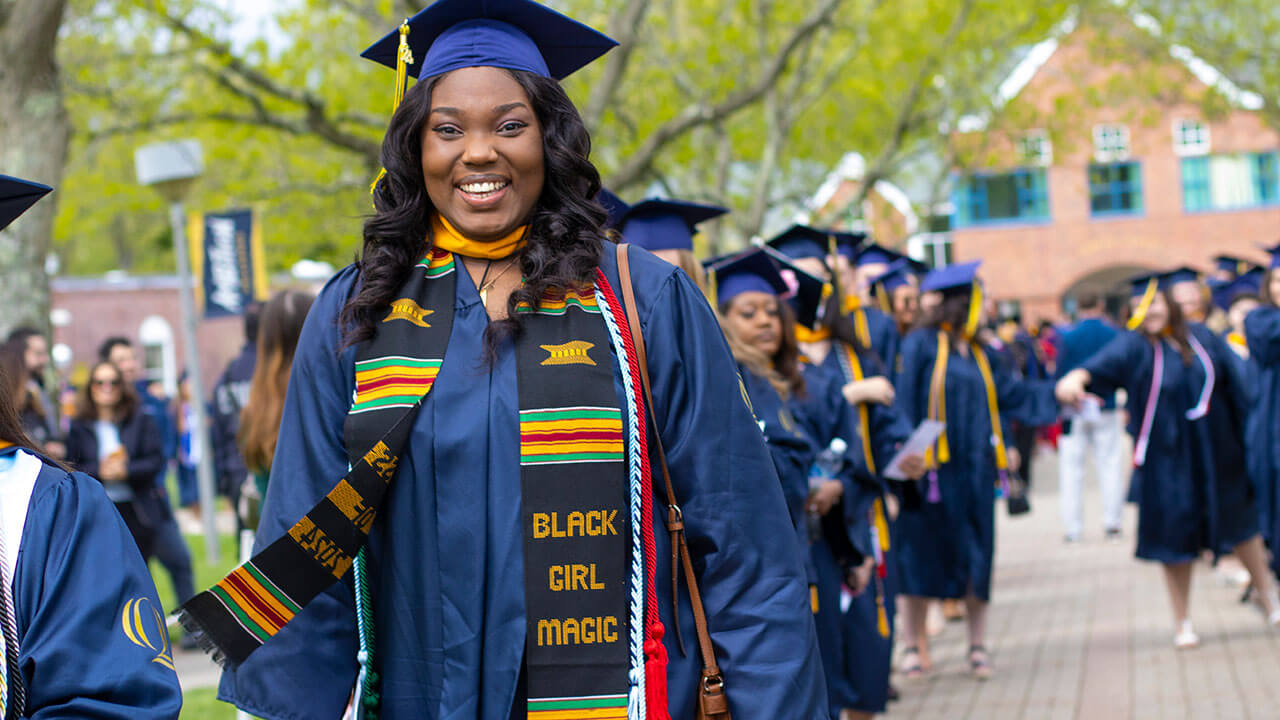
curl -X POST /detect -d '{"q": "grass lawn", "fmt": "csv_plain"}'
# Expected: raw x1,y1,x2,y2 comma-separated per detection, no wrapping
182,686,239,719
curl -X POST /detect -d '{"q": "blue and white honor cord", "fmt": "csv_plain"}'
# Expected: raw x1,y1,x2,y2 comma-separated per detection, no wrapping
596,285,647,720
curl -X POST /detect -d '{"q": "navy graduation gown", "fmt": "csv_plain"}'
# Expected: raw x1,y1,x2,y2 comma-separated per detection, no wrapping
737,368,817,580
1245,308,1280,570
218,246,827,719
1082,326,1257,563
4,450,183,718
892,329,1057,601
789,363,892,716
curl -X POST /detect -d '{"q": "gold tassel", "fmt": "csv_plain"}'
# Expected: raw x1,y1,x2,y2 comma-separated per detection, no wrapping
370,21,415,198
965,280,983,339
876,594,890,638
1127,278,1158,330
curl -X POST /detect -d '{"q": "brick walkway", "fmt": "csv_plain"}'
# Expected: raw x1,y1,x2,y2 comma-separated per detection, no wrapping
887,452,1280,720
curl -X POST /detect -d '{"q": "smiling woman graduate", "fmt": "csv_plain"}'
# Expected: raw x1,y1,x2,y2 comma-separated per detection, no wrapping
0,176,182,719
180,2,825,719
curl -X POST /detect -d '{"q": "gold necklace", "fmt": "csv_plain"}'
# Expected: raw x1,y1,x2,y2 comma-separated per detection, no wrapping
477,256,519,306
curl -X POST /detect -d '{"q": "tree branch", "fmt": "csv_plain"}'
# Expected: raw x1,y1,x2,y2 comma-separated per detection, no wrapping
582,0,655,132
604,0,845,191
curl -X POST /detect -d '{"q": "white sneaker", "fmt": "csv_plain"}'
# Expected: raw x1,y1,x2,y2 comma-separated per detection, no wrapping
1174,621,1199,650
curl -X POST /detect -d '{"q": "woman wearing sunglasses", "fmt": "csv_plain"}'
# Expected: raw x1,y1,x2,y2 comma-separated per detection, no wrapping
65,361,167,558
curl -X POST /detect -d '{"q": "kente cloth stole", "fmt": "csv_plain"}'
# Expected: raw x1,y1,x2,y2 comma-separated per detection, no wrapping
832,342,891,638
178,247,640,715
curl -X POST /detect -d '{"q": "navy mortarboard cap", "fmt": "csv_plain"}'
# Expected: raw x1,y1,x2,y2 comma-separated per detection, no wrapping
1214,255,1258,278
762,247,825,329
706,248,789,307
596,188,629,230
870,260,914,295
829,230,866,261
1261,243,1280,270
856,242,906,268
1127,272,1160,298
920,260,982,294
361,0,618,81
0,175,52,231
766,225,830,261
1211,274,1262,312
1159,266,1202,287
619,198,728,252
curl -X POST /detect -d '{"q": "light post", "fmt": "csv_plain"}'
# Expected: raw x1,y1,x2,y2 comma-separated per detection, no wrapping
135,140,219,564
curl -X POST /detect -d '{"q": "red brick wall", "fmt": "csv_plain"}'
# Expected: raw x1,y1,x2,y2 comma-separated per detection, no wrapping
49,282,245,395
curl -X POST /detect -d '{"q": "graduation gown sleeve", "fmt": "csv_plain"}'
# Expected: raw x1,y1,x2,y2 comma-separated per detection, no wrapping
15,465,183,719
986,345,1059,428
1246,306,1280,366
629,255,828,718
218,267,361,720
1081,331,1144,399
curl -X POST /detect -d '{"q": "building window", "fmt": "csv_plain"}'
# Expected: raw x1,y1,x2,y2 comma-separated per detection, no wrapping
1020,131,1052,166
1088,162,1143,216
1181,152,1280,212
953,169,1049,227
1093,124,1130,162
907,232,953,269
138,315,177,397
1173,119,1210,157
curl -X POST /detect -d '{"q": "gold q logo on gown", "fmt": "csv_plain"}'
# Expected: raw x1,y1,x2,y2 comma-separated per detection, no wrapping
121,597,175,670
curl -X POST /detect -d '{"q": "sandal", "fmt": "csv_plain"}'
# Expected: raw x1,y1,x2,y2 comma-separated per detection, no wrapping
968,645,992,681
899,646,924,679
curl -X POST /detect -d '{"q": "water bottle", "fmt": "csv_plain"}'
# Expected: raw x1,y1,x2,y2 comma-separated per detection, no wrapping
807,438,848,540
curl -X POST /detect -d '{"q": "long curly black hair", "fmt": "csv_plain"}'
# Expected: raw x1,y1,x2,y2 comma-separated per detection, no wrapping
340,69,609,353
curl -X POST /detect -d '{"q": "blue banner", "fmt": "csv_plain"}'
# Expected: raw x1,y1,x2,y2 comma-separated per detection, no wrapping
191,208,267,319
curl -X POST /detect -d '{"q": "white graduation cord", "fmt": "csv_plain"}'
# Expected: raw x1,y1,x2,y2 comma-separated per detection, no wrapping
0,458,24,720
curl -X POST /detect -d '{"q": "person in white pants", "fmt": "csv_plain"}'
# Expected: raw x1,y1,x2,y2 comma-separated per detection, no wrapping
1059,403,1125,541
1056,293,1126,542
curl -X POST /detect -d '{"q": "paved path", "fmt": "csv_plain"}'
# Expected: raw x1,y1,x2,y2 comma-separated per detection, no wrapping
888,451,1280,720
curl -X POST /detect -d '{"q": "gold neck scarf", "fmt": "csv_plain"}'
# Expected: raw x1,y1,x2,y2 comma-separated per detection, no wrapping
431,214,528,260
794,325,832,344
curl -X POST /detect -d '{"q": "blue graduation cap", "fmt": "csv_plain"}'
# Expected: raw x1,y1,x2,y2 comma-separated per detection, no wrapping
0,175,52,232
1159,266,1202,288
1214,254,1259,278
920,260,981,294
856,242,906,268
1211,273,1262,312
1261,243,1280,270
1126,271,1159,298
361,0,618,81
870,260,914,295
829,230,866,261
766,225,831,261
761,247,825,329
596,188,629,230
705,248,788,307
618,198,728,252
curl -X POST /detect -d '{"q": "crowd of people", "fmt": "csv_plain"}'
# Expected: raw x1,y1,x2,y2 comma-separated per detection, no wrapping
3,0,1280,718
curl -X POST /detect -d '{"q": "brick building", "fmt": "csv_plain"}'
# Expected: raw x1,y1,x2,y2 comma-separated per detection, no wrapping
941,16,1280,323
49,275,246,395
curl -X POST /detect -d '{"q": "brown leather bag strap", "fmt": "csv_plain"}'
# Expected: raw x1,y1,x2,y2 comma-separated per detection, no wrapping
614,244,727,703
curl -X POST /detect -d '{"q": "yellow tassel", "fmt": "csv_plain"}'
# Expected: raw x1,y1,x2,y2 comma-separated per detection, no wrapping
927,331,951,466
972,340,1009,472
1127,278,1158,331
873,498,890,552
876,283,891,314
371,21,415,199
876,595,890,638
965,281,983,339
811,585,820,615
